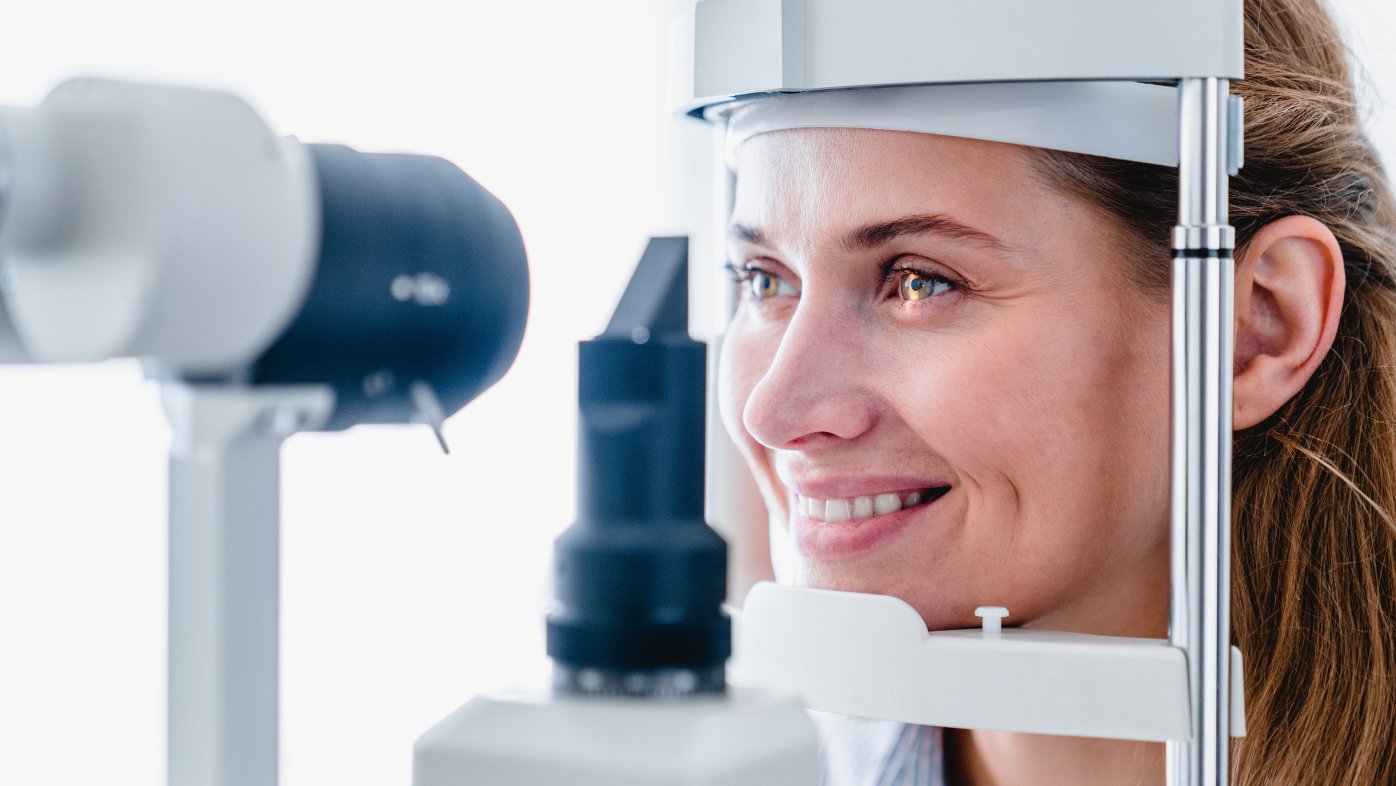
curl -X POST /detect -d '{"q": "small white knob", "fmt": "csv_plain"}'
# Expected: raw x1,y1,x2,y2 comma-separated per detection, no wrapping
975,606,1009,636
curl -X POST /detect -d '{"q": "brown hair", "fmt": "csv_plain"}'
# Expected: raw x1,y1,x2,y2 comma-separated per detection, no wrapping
1033,0,1396,782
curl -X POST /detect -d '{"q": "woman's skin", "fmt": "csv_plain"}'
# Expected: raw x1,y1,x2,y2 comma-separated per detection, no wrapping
719,128,1344,785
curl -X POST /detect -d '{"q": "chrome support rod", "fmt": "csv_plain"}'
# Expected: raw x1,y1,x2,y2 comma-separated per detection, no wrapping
1167,78,1236,786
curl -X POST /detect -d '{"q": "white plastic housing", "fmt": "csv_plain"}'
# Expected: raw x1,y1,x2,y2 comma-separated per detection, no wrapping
0,78,319,375
731,583,1246,743
413,688,821,786
673,0,1243,114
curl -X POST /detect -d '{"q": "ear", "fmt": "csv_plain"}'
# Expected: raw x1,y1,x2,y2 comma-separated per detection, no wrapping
1232,215,1346,430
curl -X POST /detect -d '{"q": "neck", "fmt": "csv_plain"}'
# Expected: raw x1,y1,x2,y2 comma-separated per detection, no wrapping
946,728,1164,786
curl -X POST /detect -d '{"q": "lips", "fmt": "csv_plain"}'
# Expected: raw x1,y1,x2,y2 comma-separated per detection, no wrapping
784,475,954,560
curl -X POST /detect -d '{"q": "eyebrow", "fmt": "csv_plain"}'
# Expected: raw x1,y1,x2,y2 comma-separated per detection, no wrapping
729,213,1018,255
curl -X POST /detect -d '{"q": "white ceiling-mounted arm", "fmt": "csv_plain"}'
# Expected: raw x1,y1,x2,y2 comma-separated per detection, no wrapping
675,0,1241,105
673,0,1243,167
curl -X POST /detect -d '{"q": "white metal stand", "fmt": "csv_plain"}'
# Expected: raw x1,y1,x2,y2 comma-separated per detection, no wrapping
161,383,333,786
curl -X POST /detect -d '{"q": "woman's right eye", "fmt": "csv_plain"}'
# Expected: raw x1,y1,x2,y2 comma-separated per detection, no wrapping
727,262,798,301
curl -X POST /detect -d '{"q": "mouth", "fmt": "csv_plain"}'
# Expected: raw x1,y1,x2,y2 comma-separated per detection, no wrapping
793,486,951,523
784,480,953,562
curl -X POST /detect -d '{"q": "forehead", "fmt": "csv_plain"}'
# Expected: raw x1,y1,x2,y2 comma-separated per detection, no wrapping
730,128,1056,249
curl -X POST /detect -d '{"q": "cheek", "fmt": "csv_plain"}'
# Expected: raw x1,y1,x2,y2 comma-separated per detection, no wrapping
884,302,1171,529
717,312,781,449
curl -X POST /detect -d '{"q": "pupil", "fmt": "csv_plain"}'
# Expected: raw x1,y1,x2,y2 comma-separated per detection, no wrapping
910,277,924,291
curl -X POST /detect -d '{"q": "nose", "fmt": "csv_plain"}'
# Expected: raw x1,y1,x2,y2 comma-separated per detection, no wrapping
742,298,880,450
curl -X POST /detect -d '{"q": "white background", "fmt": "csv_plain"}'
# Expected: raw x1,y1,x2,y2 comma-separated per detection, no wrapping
0,2,1392,784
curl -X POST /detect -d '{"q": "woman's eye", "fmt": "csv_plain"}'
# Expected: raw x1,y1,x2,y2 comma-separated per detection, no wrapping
733,264,798,301
896,270,954,302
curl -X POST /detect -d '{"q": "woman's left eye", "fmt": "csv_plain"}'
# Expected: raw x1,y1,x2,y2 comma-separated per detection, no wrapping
894,269,955,302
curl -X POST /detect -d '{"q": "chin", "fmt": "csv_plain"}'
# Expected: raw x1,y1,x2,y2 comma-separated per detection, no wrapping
794,562,976,631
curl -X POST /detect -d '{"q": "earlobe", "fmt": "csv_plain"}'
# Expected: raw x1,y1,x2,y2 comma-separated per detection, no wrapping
1232,216,1346,430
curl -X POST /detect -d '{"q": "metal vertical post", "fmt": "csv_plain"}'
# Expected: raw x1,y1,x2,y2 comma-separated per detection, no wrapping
1167,77,1236,786
162,384,333,786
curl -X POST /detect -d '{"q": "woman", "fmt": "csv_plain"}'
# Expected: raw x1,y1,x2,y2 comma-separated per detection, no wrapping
717,0,1396,783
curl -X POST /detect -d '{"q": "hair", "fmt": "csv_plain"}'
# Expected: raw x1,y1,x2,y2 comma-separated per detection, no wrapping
1031,0,1396,782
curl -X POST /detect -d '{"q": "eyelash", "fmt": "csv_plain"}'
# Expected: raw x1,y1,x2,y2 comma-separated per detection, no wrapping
724,260,754,284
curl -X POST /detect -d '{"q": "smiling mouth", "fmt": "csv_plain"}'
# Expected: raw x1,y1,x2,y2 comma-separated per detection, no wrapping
794,487,950,523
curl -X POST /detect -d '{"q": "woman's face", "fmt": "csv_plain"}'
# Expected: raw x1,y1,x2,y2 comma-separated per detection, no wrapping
720,129,1173,636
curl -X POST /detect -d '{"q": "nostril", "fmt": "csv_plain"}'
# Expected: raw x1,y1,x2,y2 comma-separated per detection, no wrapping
788,431,846,448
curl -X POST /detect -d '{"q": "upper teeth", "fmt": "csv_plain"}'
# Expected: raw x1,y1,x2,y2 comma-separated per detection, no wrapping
796,490,932,523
